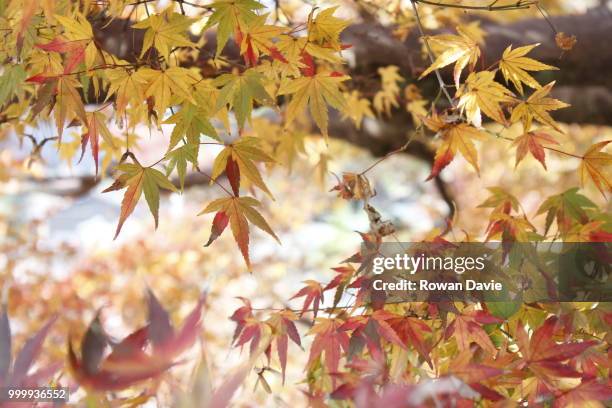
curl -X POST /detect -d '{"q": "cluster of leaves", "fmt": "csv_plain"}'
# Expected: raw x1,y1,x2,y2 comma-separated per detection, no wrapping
0,0,611,406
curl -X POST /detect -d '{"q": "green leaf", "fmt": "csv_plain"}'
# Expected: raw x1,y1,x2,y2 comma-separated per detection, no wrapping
214,69,273,128
165,144,199,190
165,103,218,152
0,65,26,107
143,167,178,228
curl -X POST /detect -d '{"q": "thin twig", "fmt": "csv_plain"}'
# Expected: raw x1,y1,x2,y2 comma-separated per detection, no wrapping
410,0,455,107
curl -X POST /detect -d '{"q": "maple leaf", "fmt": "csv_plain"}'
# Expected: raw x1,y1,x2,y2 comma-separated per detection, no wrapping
165,144,199,190
515,317,598,386
307,318,349,374
307,7,350,51
210,137,274,197
133,11,195,62
423,111,487,179
54,13,98,68
578,140,611,197
134,67,196,118
103,163,177,238
373,65,403,116
266,310,301,384
512,130,559,169
536,188,597,235
105,66,145,117
419,25,481,87
444,310,502,354
553,379,612,408
214,69,273,128
0,309,60,389
165,102,218,152
388,316,433,366
342,91,374,129
499,43,557,94
79,111,115,175
457,71,514,127
68,291,205,391
0,65,26,108
54,75,88,141
204,0,263,55
199,196,279,269
291,280,324,318
279,72,348,139
237,14,285,66
510,81,570,132
478,186,520,215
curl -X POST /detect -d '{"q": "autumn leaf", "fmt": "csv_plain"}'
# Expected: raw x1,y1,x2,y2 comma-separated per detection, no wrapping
457,71,514,127
423,111,487,179
342,91,374,129
0,309,59,388
133,11,195,62
373,65,403,116
512,130,559,169
164,102,218,153
499,43,557,94
214,69,273,128
54,13,98,69
68,291,205,391
578,140,611,196
307,318,349,374
307,7,350,51
514,316,598,384
478,186,520,215
210,137,274,197
165,144,198,191
199,196,279,269
279,72,348,139
134,67,196,118
266,310,301,384
80,111,115,175
204,0,263,55
55,75,88,140
388,316,432,367
291,280,324,318
105,66,145,117
104,163,177,239
553,380,612,408
237,14,285,66
510,81,570,132
536,188,597,235
444,310,502,355
419,25,481,87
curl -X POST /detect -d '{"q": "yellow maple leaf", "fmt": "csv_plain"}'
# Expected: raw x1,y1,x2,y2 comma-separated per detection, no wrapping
424,111,487,179
456,71,514,128
239,14,285,65
579,140,611,197
134,67,196,117
373,65,403,117
133,11,196,62
419,25,481,87
278,72,348,139
499,43,557,95
510,81,570,132
342,91,374,129
55,13,98,68
105,65,145,117
307,7,350,51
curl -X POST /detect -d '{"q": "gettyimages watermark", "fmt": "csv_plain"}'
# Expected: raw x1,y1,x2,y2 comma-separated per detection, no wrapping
359,242,611,303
